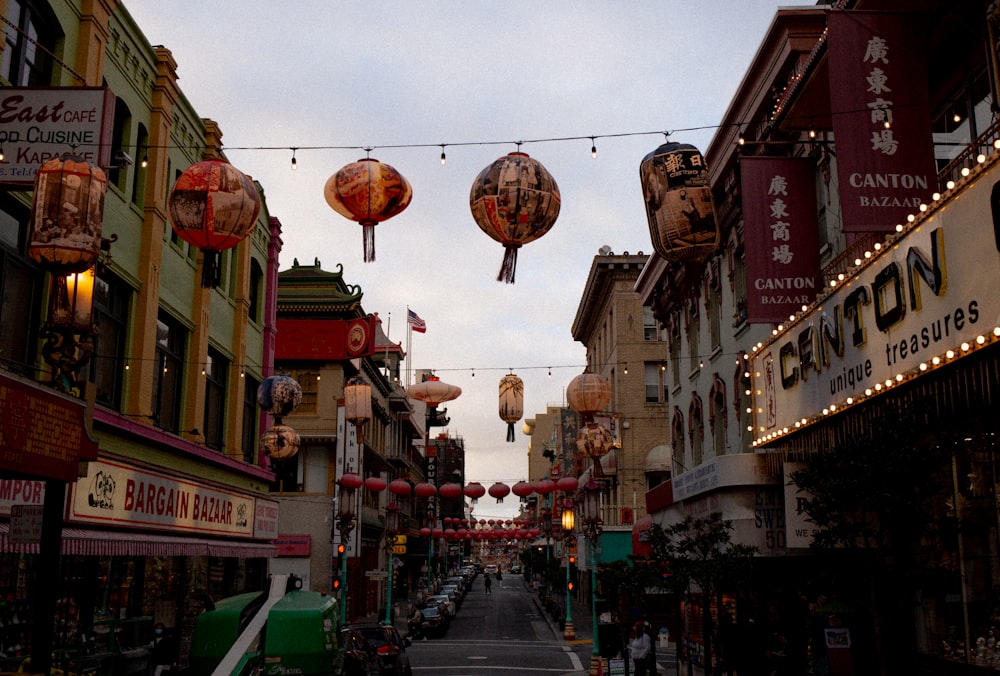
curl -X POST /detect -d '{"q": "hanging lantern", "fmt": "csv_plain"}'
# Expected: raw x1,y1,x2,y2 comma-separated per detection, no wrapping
344,375,372,427
576,423,616,476
389,479,412,496
339,472,364,491
257,375,303,422
364,476,387,492
406,374,462,409
323,157,412,262
432,527,444,539
168,160,260,287
419,526,432,537
511,481,534,499
639,141,719,264
534,478,556,495
439,482,463,500
498,373,524,442
566,372,612,424
414,482,438,498
556,476,579,493
469,151,561,283
261,424,300,460
488,481,511,503
29,155,107,274
464,482,486,503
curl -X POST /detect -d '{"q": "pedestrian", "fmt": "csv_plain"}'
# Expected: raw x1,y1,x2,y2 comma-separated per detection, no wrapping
629,620,651,676
149,622,177,676
644,620,657,674
484,574,492,594
407,605,423,640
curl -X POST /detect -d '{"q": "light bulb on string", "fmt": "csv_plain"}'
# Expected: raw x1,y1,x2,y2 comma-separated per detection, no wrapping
290,147,298,170
440,145,447,165
140,152,148,168
590,137,597,159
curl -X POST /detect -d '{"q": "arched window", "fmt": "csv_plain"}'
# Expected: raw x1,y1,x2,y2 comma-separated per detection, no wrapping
709,374,727,456
671,406,685,474
689,393,704,467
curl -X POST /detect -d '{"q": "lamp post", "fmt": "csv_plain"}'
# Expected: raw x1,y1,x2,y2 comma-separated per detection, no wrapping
335,473,361,627
384,502,400,626
562,500,576,640
581,480,604,676
541,507,553,605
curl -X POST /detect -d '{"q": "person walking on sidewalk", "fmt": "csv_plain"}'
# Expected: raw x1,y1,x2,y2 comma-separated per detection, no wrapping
484,574,492,594
629,621,651,676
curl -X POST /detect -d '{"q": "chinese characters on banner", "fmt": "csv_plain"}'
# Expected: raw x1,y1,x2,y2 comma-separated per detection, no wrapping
828,10,936,232
741,157,821,323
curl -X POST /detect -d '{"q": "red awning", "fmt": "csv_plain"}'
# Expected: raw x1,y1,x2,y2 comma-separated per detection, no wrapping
0,524,277,558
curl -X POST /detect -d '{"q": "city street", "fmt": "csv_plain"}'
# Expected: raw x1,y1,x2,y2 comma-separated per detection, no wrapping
405,575,591,675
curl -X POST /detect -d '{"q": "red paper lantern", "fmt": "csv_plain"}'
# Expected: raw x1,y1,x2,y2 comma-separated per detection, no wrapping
439,482,463,499
488,482,511,503
419,527,432,537
498,373,524,442
364,476,387,492
534,478,556,495
29,155,107,274
556,476,579,493
339,472,363,490
464,482,486,502
432,527,444,539
389,479,412,496
469,151,561,283
639,141,719,264
414,482,437,498
511,481,534,498
168,160,260,286
323,157,412,262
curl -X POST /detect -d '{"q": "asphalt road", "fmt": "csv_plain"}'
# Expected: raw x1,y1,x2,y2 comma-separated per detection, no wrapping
406,574,590,675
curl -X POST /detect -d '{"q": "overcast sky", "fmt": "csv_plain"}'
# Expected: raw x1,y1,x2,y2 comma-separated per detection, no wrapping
124,1,807,519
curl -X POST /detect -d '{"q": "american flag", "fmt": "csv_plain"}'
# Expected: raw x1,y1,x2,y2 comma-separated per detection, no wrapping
407,309,427,333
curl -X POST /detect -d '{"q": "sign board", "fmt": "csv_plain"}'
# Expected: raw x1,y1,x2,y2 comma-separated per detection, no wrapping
365,570,389,579
393,544,406,555
9,504,43,545
0,87,115,183
0,480,46,516
274,535,311,557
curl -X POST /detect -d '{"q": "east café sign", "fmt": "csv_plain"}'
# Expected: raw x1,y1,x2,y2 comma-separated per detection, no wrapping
752,155,1000,442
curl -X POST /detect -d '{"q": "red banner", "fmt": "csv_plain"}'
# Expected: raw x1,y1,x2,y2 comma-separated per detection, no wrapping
828,10,936,232
275,315,376,360
741,157,821,323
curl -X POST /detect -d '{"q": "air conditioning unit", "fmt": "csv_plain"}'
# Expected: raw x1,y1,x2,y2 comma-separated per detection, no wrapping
620,507,634,525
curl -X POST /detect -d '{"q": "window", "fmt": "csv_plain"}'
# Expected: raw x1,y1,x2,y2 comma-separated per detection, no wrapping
0,197,41,377
248,259,263,324
203,347,228,450
152,312,186,432
278,368,318,415
689,395,704,467
89,273,130,409
643,306,660,341
108,98,132,193
3,0,59,86
242,374,260,463
270,445,328,493
644,362,667,403
131,125,149,207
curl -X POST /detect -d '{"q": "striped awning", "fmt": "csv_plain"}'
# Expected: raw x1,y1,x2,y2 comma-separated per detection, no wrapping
0,524,277,558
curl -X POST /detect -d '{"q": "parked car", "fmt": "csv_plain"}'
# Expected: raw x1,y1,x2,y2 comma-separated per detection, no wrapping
484,564,498,576
340,627,381,676
418,606,446,638
353,624,413,676
425,594,455,620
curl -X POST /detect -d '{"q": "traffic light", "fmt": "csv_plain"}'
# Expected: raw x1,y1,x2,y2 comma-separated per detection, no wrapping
332,564,342,591
568,581,574,591
337,543,346,555
568,555,575,565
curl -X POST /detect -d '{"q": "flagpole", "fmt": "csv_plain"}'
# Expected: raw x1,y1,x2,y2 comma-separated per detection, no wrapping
406,306,412,387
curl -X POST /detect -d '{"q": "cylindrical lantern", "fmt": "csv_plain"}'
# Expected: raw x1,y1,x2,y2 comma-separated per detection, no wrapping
262,424,300,460
29,155,107,274
344,375,372,427
498,373,524,442
639,141,719,264
48,268,96,331
469,152,561,283
168,160,260,287
258,375,303,421
323,158,412,262
562,506,575,531
566,372,612,424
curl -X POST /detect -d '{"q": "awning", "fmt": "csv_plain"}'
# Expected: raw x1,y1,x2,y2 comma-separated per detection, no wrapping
0,524,277,558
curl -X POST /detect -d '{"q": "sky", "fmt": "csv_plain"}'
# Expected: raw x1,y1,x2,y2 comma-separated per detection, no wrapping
123,1,807,519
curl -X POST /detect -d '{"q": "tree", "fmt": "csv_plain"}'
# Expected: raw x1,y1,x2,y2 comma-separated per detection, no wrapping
788,403,948,675
648,512,757,676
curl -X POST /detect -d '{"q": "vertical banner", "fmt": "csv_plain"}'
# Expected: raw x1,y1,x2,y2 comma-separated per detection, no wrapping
828,10,936,232
741,157,821,323
334,407,361,557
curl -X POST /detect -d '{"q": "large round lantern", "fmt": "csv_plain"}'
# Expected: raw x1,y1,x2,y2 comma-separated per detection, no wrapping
323,157,412,262
488,481,511,503
406,375,462,414
534,478,556,495
414,482,438,498
29,155,107,273
258,376,303,422
339,472,363,490
556,476,580,493
469,151,561,283
439,482,463,500
464,481,486,503
511,481,534,499
498,373,524,442
262,424,300,460
566,372,612,424
576,423,616,476
364,476,387,492
389,479,412,496
639,141,719,264
168,160,260,286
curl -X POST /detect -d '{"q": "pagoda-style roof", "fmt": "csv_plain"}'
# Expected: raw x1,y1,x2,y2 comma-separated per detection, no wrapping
277,258,364,315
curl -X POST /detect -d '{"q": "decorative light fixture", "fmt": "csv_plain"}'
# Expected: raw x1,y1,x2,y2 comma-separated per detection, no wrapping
469,150,561,283
498,373,524,442
323,156,412,262
335,472,362,626
384,502,400,625
344,374,372,444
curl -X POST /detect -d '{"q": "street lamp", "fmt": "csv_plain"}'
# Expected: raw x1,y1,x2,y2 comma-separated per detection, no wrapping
384,502,401,626
581,480,604,676
336,472,361,627
562,500,576,640
541,507,553,604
